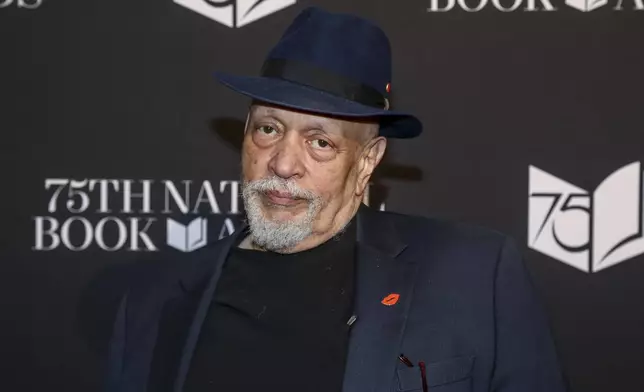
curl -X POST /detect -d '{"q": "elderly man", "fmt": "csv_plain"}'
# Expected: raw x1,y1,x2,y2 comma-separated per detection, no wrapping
95,6,566,392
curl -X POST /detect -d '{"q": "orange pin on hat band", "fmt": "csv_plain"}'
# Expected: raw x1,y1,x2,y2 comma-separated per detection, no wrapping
383,83,391,110
381,293,400,306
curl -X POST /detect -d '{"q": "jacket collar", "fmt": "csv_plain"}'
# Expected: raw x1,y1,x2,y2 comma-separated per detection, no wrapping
173,203,417,392
355,202,408,258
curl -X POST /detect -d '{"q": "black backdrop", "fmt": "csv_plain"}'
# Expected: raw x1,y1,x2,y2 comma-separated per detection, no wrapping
2,0,643,391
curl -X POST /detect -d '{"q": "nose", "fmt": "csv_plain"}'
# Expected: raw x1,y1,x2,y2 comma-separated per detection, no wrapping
267,131,305,180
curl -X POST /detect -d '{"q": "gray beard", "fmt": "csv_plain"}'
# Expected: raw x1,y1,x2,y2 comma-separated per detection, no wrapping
241,176,323,252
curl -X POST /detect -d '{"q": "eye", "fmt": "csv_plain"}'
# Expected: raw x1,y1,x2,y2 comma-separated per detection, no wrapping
310,138,331,150
257,125,277,135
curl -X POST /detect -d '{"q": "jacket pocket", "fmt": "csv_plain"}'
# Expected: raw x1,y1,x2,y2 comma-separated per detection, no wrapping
396,356,475,391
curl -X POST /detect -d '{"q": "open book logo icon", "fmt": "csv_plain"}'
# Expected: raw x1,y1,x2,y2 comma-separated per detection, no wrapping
173,0,297,28
166,217,208,252
565,0,608,11
528,162,644,273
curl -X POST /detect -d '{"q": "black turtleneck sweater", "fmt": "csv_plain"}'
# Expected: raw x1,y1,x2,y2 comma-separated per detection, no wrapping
183,219,357,392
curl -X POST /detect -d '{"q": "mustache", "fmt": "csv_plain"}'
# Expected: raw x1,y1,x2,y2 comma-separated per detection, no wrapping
242,176,319,200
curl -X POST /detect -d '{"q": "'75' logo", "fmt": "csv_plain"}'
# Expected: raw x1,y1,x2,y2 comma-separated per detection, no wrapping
528,162,644,273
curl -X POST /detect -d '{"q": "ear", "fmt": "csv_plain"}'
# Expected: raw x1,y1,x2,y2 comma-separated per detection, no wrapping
355,136,387,197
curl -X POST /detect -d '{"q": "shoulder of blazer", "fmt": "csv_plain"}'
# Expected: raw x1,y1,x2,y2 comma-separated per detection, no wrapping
76,237,233,355
373,208,509,250
369,208,513,277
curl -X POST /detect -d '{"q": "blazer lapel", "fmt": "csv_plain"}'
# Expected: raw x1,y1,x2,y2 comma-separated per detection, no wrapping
342,204,420,392
172,225,247,392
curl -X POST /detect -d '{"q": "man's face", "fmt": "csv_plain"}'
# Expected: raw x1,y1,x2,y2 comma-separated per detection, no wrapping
241,103,385,252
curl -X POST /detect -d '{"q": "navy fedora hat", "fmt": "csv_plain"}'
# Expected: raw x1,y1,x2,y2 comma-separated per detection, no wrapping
214,6,422,138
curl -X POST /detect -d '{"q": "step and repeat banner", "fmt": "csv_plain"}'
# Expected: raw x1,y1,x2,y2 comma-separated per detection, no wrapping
2,0,643,391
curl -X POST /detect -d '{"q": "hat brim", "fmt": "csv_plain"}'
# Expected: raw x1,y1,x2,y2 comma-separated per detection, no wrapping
214,72,422,139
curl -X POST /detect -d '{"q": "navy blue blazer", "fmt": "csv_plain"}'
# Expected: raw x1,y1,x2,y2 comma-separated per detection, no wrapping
94,204,566,392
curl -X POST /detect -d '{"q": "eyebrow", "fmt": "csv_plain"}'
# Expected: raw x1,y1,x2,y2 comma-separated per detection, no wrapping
252,108,343,137
253,107,284,122
250,108,282,124
304,120,350,141
262,107,278,116
306,119,332,133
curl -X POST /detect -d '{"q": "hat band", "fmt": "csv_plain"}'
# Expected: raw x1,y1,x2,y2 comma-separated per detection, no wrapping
260,58,389,110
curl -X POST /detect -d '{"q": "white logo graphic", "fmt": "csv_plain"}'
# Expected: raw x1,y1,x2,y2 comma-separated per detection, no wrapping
528,162,644,273
426,0,643,12
167,217,208,252
174,0,296,28
565,0,607,10
0,0,42,9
